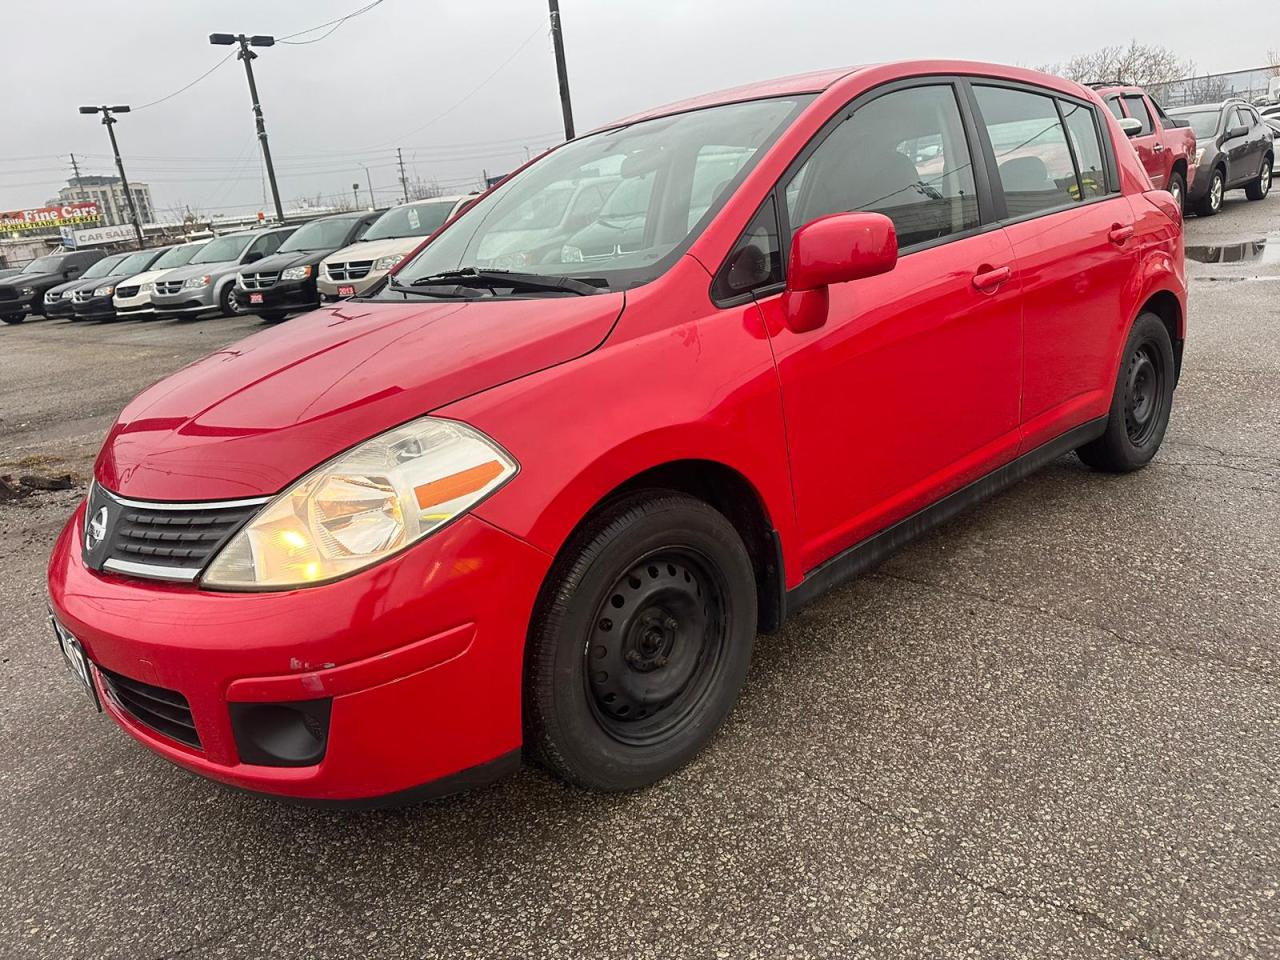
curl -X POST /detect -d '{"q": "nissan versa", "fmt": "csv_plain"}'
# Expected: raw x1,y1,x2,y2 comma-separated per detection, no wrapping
48,61,1185,805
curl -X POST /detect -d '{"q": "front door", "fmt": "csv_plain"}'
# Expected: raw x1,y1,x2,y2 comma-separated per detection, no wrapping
761,81,1023,572
1122,93,1165,188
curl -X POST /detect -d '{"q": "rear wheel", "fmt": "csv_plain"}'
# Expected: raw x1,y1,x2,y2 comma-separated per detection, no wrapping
1245,157,1272,201
524,493,757,791
1077,312,1175,473
1167,169,1186,211
1195,168,1224,216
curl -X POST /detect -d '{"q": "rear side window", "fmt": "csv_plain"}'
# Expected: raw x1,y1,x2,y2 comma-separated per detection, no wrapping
1059,100,1108,199
975,85,1080,218
784,84,980,249
1122,95,1154,136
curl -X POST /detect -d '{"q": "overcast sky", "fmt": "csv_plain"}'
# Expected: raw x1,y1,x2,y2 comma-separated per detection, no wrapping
1,0,1272,218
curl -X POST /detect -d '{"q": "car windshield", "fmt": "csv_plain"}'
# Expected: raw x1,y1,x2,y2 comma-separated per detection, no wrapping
363,201,457,241
81,254,129,279
22,255,64,274
279,216,362,252
1170,109,1221,138
190,234,250,264
115,250,161,275
151,243,204,269
395,96,807,292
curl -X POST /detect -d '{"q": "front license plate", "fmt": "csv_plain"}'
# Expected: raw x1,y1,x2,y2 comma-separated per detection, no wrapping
337,285,356,297
249,292,264,305
49,613,101,711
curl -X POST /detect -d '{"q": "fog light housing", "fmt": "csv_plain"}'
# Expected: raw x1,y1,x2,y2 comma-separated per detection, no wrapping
229,699,331,767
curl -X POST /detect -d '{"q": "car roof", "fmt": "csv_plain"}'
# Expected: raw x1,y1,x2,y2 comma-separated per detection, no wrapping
1168,100,1246,113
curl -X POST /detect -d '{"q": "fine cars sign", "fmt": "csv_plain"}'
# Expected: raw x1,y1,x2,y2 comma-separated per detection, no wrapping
0,201,100,233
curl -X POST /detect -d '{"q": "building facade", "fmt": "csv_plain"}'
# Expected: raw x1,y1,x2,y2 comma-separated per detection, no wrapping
57,176,155,227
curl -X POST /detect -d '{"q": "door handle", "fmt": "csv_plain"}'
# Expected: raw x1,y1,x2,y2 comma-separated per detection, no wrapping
1152,143,1165,152
1108,224,1135,244
972,265,1011,291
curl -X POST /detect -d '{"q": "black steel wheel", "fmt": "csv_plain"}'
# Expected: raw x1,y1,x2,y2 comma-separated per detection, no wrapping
525,492,757,791
1077,312,1175,473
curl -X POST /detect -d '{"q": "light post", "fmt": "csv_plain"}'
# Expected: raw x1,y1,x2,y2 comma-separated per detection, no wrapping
76,105,145,249
209,32,285,222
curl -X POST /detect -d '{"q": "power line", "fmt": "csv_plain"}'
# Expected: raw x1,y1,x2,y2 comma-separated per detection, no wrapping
132,52,237,112
278,0,387,43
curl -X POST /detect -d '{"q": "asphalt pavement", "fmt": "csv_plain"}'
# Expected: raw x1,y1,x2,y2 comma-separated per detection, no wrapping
1,192,1277,959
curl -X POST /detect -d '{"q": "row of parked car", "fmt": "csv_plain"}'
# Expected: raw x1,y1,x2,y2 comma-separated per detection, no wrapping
0,193,475,325
1096,83,1275,216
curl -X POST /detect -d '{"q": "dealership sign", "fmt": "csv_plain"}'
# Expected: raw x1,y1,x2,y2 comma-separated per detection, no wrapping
1,201,100,233
72,223,137,247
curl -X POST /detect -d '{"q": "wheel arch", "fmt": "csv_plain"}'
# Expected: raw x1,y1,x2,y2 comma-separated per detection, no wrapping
1140,289,1184,382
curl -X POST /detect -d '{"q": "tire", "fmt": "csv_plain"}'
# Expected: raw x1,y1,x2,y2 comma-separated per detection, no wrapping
1167,169,1186,211
1245,156,1272,201
259,310,288,323
218,284,241,318
1077,312,1175,473
1195,168,1224,216
524,492,757,792
1,314,23,325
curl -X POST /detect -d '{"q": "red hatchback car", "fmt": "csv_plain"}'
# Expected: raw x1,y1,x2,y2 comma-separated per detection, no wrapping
48,60,1185,805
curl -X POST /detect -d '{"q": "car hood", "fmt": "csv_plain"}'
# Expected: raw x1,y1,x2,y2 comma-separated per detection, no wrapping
46,278,95,297
120,267,176,288
321,236,420,266
157,261,240,284
96,292,625,500
250,249,328,273
1,271,58,290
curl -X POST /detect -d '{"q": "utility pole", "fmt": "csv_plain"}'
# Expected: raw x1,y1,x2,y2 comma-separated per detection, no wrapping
547,0,575,140
210,33,285,222
69,153,85,201
77,105,145,248
363,167,375,208
352,182,361,211
397,148,410,203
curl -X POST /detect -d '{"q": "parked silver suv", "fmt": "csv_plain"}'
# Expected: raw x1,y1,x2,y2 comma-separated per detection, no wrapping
150,226,294,318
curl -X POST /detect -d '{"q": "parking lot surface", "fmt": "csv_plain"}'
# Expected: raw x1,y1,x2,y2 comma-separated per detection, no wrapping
2,195,1278,959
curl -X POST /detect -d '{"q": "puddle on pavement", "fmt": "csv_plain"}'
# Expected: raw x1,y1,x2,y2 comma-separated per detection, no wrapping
1184,238,1280,265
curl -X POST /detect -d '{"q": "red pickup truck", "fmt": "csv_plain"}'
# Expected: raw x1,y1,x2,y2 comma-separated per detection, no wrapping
1095,84,1197,209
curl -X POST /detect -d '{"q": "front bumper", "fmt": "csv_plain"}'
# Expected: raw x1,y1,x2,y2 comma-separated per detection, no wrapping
237,277,319,314
152,286,218,316
72,295,117,320
48,503,551,803
42,297,75,318
318,269,388,300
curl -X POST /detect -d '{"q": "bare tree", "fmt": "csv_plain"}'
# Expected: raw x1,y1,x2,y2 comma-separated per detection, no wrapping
1267,48,1280,77
1045,41,1191,87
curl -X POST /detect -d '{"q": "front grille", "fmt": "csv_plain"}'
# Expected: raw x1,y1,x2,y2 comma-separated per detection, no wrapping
83,485,266,581
44,292,59,305
116,285,139,298
73,288,95,303
326,260,372,281
240,271,279,290
99,666,201,748
155,280,184,296
0,287,16,301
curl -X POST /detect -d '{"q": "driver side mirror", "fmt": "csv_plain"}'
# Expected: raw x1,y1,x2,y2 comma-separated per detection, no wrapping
783,212,897,333
1117,117,1143,138
1226,124,1249,140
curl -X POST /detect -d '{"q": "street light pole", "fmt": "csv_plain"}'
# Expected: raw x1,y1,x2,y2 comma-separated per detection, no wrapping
210,33,285,222
547,0,575,140
77,105,145,249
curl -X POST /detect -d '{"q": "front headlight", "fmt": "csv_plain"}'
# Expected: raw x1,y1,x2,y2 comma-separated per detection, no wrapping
21,286,35,297
94,285,115,297
373,254,404,271
281,265,312,281
140,282,155,294
183,275,212,289
202,417,517,589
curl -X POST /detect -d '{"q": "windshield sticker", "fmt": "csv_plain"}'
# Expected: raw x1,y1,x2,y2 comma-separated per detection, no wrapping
407,208,420,231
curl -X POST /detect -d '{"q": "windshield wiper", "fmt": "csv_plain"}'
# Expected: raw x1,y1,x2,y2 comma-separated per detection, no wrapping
407,268,605,296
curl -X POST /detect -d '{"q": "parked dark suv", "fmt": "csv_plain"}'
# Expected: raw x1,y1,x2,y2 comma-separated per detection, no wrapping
0,250,105,324
42,253,132,320
1168,99,1274,215
236,211,379,322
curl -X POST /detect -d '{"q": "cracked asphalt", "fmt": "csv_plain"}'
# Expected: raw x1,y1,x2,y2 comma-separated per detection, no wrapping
2,192,1278,960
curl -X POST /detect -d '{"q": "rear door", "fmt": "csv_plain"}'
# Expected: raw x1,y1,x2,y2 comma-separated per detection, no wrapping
968,83,1140,449
1121,93,1165,187
760,79,1022,569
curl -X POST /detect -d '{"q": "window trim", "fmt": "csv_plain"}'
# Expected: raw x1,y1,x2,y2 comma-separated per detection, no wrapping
709,194,785,307
1121,94,1156,137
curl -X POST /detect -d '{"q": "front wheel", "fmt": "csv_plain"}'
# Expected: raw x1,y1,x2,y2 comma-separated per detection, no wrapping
524,493,757,791
1195,168,1224,216
219,284,242,318
1167,169,1186,211
1,314,23,325
1077,312,1175,473
1246,157,1272,201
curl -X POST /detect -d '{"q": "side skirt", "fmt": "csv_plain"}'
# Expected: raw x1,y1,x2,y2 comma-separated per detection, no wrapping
783,417,1107,616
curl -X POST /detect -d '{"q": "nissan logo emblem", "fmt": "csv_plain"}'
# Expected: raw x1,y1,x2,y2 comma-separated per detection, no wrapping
86,506,109,550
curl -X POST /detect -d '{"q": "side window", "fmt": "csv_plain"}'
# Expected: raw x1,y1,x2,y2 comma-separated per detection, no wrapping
1059,99,1109,199
1122,95,1155,136
1225,107,1243,133
249,232,283,259
712,197,782,301
1104,97,1125,121
784,84,979,249
974,85,1080,218
1152,99,1173,124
